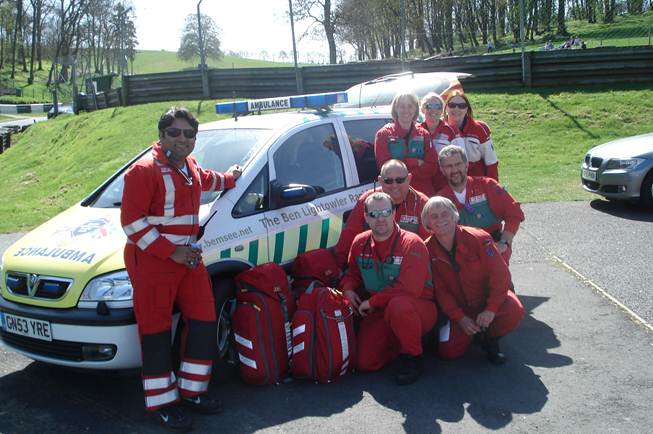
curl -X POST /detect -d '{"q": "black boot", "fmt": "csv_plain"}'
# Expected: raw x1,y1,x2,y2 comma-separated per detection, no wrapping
182,394,224,415
395,353,423,385
152,404,193,432
481,336,507,365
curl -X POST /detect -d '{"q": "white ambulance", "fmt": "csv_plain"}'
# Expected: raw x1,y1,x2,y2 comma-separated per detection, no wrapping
0,75,464,371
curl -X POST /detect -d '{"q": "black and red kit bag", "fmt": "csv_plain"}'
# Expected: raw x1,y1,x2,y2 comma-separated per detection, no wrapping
232,263,296,385
291,284,356,383
291,248,343,295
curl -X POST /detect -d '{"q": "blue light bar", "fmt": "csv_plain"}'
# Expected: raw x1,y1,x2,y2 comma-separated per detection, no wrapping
215,91,348,115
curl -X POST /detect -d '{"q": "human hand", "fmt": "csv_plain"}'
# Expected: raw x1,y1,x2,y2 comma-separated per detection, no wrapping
358,300,373,317
227,164,242,180
458,315,481,336
343,290,362,311
475,310,496,329
170,246,202,268
495,241,508,254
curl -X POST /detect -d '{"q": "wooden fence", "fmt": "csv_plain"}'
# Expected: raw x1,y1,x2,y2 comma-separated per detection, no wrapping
80,46,653,110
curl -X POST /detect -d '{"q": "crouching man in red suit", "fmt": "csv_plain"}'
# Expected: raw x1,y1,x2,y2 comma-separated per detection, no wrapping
422,196,524,364
340,192,437,384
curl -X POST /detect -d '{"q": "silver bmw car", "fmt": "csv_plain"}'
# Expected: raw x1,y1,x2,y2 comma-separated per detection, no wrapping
581,132,653,207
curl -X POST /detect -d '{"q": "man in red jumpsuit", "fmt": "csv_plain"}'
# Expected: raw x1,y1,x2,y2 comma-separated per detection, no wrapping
121,107,241,431
341,192,437,385
334,159,429,269
436,145,524,264
422,196,524,364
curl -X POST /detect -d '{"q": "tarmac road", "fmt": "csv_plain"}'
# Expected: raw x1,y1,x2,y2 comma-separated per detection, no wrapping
0,200,652,433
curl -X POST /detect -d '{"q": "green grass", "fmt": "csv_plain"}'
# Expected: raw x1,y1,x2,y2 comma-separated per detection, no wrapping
131,50,292,74
1,84,652,233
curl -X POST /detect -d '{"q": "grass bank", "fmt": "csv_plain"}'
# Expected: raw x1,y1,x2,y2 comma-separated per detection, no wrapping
1,84,652,233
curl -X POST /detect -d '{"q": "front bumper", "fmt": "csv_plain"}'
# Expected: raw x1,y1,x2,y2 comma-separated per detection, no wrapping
581,166,644,200
0,296,141,370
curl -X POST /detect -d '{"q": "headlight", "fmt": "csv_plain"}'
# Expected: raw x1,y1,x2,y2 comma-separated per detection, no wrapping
80,270,133,301
605,158,643,170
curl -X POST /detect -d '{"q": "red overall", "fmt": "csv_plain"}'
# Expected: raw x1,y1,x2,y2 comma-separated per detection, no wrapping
374,122,437,197
437,176,524,263
121,142,235,411
448,117,499,180
333,186,429,269
426,226,524,360
341,227,437,371
419,120,465,193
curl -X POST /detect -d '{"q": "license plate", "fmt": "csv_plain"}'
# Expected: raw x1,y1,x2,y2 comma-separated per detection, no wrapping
582,168,597,181
0,312,52,342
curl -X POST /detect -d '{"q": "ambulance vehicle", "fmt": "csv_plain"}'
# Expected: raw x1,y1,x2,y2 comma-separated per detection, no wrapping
0,80,463,371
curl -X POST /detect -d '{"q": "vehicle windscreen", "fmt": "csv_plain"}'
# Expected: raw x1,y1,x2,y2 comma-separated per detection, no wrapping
339,77,450,108
91,128,272,208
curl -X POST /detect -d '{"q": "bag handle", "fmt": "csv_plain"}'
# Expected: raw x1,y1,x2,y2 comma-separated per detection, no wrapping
320,305,354,322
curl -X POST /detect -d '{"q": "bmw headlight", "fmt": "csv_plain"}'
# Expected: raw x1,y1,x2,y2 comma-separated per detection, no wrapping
80,270,133,301
605,158,643,170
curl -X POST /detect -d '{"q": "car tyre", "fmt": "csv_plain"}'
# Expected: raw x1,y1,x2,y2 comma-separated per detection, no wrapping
211,277,238,383
640,170,653,209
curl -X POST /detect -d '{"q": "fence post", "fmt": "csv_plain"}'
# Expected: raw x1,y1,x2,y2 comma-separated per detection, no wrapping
295,67,304,94
201,67,210,99
121,75,129,106
522,51,533,87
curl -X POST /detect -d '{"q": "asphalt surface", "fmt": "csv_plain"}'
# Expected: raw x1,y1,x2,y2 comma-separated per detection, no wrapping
0,200,652,434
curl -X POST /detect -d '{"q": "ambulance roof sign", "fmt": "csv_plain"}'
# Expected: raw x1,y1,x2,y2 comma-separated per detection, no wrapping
215,91,348,115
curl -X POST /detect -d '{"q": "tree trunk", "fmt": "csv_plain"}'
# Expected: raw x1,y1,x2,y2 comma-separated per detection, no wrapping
557,0,568,35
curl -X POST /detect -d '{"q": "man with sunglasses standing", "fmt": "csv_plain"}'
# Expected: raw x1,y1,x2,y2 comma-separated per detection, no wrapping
437,145,523,264
121,107,242,432
333,159,430,269
340,192,437,384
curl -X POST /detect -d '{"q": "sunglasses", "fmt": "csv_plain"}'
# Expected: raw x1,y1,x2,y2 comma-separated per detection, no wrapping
447,102,469,109
367,208,393,219
424,102,443,110
382,176,407,185
165,128,197,139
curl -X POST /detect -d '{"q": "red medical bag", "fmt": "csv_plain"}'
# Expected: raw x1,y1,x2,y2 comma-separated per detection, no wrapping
291,248,343,295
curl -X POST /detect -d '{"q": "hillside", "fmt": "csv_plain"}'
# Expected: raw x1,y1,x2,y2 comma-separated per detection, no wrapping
131,51,292,74
1,84,652,233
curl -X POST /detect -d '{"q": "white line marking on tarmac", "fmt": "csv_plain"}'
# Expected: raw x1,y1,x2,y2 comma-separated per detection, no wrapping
552,255,653,333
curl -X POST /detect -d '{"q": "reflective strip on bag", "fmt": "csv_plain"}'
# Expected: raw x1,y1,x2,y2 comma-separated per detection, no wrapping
137,227,160,250
234,333,253,350
143,372,176,390
334,309,349,364
179,361,211,376
292,324,306,337
178,377,209,393
123,217,149,236
145,388,179,409
238,353,257,369
293,342,305,355
439,320,451,342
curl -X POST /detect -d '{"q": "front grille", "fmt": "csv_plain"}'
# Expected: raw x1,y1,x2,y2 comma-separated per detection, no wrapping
5,273,72,300
590,157,603,168
0,330,83,361
601,185,620,193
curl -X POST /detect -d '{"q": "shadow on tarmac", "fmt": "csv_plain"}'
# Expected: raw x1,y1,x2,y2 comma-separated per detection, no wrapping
0,296,568,433
589,199,653,222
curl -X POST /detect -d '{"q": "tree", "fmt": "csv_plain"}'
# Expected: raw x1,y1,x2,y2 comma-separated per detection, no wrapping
177,13,222,62
292,0,339,64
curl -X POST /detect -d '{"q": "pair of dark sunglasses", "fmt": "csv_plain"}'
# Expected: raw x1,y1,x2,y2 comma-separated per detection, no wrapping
447,102,469,109
382,176,407,185
165,128,197,139
424,102,443,110
367,208,393,219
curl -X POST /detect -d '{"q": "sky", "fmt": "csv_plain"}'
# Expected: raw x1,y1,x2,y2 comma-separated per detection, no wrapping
131,0,331,62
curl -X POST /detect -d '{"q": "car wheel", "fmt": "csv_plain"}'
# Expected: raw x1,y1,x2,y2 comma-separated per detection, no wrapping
640,170,653,208
211,277,237,383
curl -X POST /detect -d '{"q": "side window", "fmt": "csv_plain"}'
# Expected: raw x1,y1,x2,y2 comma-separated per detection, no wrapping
342,118,390,184
273,124,345,194
232,165,269,217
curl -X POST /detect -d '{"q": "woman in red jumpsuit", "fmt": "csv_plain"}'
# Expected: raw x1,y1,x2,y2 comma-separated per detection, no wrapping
445,92,500,181
422,196,523,364
374,92,437,197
